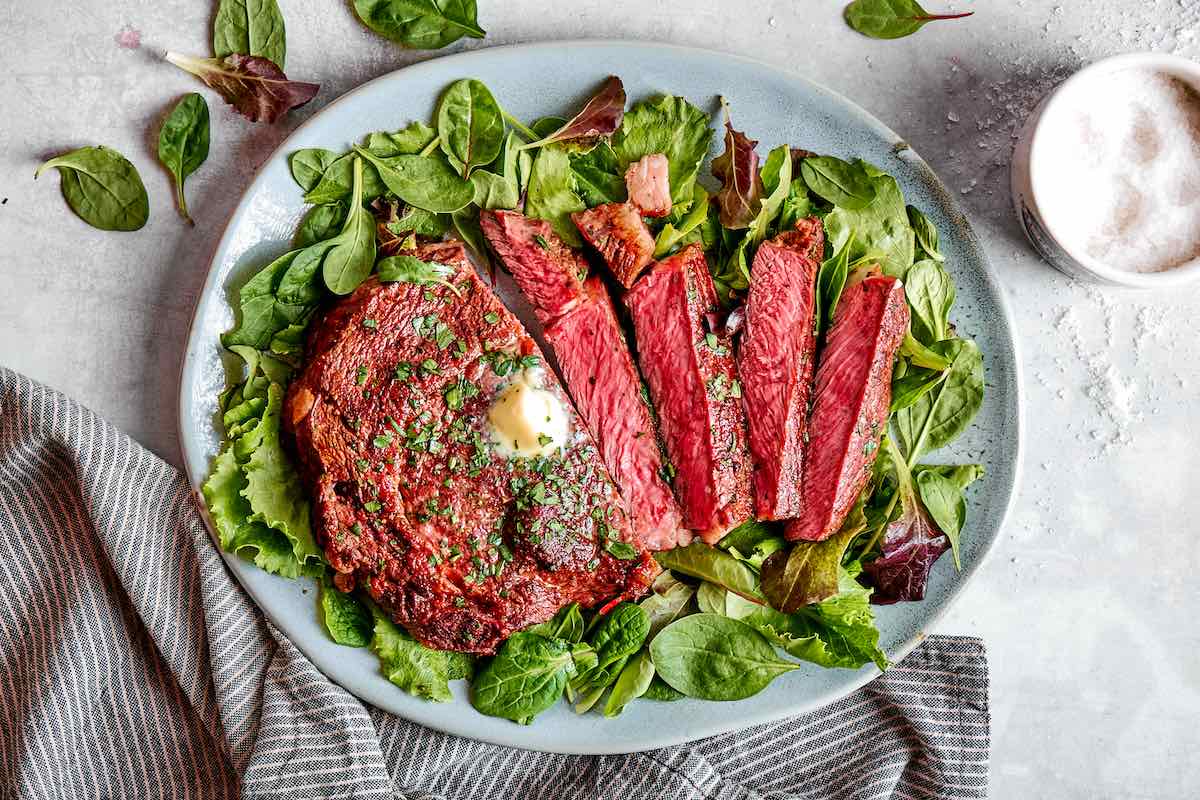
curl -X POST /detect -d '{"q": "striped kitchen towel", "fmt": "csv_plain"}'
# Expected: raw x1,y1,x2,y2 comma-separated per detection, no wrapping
0,367,989,799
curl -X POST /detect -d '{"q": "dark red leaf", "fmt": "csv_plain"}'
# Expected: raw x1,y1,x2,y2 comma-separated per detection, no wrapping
711,101,762,229
165,52,319,124
862,488,950,604
517,76,625,149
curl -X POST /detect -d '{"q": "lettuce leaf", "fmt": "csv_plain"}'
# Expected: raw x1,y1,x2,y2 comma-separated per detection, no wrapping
368,601,455,702
319,584,373,647
525,144,585,246
239,383,323,573
824,161,915,277
612,95,713,204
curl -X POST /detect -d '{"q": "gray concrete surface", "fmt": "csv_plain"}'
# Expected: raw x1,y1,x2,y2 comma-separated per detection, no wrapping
3,1,1199,796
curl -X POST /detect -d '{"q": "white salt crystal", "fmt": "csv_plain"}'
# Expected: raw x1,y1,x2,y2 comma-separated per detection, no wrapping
1035,68,1200,273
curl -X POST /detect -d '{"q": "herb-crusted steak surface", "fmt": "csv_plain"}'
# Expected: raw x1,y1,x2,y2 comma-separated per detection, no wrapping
284,241,657,654
625,244,753,542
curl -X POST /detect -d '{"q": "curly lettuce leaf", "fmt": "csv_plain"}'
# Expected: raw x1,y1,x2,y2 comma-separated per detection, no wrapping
525,144,586,245
239,382,323,572
368,601,454,702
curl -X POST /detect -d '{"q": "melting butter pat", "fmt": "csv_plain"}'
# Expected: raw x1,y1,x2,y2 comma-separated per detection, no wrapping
487,369,570,458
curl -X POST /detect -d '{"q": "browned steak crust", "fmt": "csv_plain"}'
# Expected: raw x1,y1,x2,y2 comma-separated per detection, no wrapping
284,241,656,654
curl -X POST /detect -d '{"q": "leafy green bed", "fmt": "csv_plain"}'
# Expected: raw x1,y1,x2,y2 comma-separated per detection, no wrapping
203,76,984,724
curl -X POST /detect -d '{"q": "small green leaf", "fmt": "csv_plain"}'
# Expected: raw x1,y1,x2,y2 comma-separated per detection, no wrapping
36,146,149,231
844,0,973,40
157,93,210,224
437,79,505,179
213,0,287,68
352,0,486,50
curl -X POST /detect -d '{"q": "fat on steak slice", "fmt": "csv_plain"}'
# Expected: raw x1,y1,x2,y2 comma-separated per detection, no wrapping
625,153,672,218
787,273,908,542
284,241,656,654
625,244,753,542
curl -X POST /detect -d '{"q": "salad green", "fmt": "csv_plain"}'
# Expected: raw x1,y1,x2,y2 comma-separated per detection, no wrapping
204,73,986,725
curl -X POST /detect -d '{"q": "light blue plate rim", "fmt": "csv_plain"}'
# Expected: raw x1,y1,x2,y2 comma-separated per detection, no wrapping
177,39,1023,754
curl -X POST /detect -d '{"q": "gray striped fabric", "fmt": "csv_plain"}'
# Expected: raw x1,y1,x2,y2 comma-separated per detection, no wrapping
0,367,989,799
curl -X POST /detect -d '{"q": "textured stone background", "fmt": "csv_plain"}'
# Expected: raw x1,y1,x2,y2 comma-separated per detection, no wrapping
2,1,1199,796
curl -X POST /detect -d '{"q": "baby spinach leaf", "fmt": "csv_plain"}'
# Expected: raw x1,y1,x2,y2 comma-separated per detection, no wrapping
899,329,953,370
319,583,372,647
353,147,475,213
367,120,438,157
650,614,798,700
352,0,485,50
907,204,944,261
761,497,867,613
569,141,625,206
716,519,787,570
638,572,695,638
800,155,876,210
368,600,455,701
377,254,461,296
437,79,504,178
776,178,815,232
815,233,853,333
612,94,713,204
451,205,489,267
824,162,914,277
294,203,345,248
304,152,386,206
322,158,377,295
890,364,948,413
569,602,649,712
526,603,585,642
643,676,685,701
711,101,762,229
290,148,339,193
525,144,585,246
748,144,793,246
213,0,287,68
165,52,318,124
655,541,764,603
894,337,984,461
914,463,984,491
471,169,519,210
695,581,729,615
277,241,335,305
603,650,655,717
35,145,149,231
905,258,955,344
517,76,626,151
471,632,574,722
915,470,966,568
157,93,210,225
844,0,973,40
388,205,451,238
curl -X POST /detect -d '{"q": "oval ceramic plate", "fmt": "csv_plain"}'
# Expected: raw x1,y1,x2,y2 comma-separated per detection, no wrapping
179,41,1022,754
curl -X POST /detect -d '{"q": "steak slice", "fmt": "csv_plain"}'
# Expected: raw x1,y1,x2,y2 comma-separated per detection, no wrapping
480,210,589,325
544,277,690,551
625,153,672,217
787,273,909,542
285,241,656,654
571,202,656,288
626,244,753,541
738,218,824,520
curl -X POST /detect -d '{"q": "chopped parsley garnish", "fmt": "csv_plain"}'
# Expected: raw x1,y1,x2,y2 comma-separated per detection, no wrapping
372,433,393,449
536,433,553,447
533,234,549,250
483,311,499,325
363,500,382,513
362,318,378,330
605,540,638,560
355,365,369,385
420,358,440,375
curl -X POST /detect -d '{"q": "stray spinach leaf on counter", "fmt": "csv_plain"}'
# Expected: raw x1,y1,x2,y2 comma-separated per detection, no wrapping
213,0,287,68
843,0,973,40
35,146,149,231
650,614,799,701
352,0,485,50
165,52,318,124
158,93,210,225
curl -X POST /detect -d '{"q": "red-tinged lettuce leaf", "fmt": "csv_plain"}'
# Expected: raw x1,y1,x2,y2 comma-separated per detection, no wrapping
711,101,762,229
861,438,951,604
761,497,867,613
517,76,626,150
165,52,318,124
